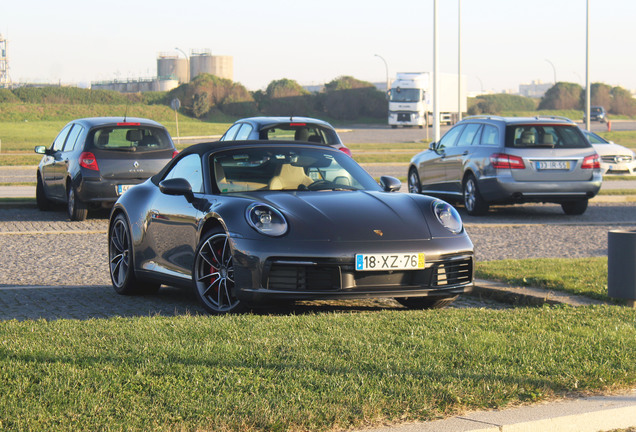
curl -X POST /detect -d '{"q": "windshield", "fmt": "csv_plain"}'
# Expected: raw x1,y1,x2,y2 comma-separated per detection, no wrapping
212,147,380,193
389,88,421,103
260,124,341,145
585,131,609,144
88,126,173,152
505,125,590,149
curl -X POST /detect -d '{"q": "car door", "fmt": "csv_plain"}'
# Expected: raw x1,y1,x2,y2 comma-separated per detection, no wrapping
418,124,465,193
57,124,84,196
443,123,482,194
146,154,205,279
42,124,73,199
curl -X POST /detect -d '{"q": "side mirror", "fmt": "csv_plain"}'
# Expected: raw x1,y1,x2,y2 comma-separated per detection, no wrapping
380,175,401,192
34,145,50,155
159,178,193,199
428,142,436,151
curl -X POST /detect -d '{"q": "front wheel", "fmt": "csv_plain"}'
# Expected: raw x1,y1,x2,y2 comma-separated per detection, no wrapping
561,199,588,215
109,214,160,295
67,185,88,221
193,230,245,314
408,168,422,194
463,175,489,216
396,295,458,309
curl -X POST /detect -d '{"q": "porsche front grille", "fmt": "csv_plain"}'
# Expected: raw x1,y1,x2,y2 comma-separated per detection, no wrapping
430,258,473,287
267,265,341,291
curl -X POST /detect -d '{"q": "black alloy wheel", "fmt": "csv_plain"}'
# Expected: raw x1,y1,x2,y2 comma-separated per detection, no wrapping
194,230,244,314
109,214,160,295
408,168,422,194
67,185,88,221
463,174,488,216
395,295,458,309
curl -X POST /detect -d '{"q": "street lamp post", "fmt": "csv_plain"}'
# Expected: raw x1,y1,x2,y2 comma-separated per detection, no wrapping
374,54,389,92
545,59,557,84
175,47,190,83
585,0,591,131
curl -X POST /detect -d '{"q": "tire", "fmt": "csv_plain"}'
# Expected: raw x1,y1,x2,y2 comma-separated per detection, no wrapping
463,174,489,216
396,295,458,309
67,184,88,221
391,125,398,129
561,199,588,215
193,229,246,314
408,167,422,194
109,214,160,295
36,175,52,211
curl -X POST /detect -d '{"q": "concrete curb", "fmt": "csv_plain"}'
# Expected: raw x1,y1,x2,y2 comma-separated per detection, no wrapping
365,390,636,432
470,279,609,307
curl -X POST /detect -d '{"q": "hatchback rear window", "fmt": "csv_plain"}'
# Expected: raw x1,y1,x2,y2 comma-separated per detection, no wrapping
505,125,590,149
259,124,340,145
88,126,173,152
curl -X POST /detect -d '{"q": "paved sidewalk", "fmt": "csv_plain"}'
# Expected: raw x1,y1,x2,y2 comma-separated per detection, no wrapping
366,390,636,432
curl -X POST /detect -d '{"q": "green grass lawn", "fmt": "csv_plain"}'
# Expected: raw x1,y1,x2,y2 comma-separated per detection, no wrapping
475,257,611,301
0,307,634,431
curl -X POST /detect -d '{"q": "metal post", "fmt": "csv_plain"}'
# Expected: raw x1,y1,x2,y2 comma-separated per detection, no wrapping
545,59,557,84
585,0,591,131
175,47,190,83
458,0,462,122
433,0,440,143
374,54,389,93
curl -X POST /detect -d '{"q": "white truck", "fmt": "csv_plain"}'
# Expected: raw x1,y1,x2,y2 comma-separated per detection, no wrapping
388,72,467,128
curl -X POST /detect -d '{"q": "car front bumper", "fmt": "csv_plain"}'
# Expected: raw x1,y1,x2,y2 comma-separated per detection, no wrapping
230,235,474,302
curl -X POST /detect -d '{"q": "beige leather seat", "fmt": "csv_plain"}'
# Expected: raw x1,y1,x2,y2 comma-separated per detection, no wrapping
543,134,554,146
520,131,535,145
268,164,313,190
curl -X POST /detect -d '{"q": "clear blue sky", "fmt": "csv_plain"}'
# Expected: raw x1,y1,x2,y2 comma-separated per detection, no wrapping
3,0,635,93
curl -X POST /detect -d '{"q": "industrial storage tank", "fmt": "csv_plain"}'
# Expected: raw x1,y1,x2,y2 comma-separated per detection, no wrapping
157,54,188,83
211,55,233,81
190,50,214,80
189,50,233,81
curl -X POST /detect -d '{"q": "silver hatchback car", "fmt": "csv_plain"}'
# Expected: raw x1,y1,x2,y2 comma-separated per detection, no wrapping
408,116,602,215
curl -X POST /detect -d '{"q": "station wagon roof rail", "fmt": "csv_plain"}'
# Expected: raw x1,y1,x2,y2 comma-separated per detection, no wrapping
462,115,506,121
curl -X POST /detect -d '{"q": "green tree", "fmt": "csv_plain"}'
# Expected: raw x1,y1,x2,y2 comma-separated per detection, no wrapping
538,82,583,110
266,79,309,99
590,83,612,109
610,86,636,116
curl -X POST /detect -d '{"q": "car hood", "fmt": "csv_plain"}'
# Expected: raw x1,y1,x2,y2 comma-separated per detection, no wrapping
592,143,635,157
254,191,433,241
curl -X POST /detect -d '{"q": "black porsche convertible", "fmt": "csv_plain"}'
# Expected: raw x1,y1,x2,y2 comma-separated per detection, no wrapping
108,140,474,314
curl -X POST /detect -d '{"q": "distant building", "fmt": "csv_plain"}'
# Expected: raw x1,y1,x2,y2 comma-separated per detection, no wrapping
519,80,553,98
92,49,234,93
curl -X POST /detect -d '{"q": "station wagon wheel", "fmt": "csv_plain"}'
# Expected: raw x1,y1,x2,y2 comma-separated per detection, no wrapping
67,184,88,221
109,214,160,295
463,174,488,216
561,199,588,215
194,230,244,314
408,168,422,194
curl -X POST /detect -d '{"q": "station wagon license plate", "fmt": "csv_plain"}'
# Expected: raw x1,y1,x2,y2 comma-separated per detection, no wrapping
116,184,133,195
355,253,425,271
536,161,570,170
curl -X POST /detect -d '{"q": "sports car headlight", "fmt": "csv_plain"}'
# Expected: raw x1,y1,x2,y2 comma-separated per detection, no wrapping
246,203,288,237
432,200,463,234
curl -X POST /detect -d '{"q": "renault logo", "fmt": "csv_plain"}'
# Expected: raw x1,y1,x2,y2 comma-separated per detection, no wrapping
133,161,140,168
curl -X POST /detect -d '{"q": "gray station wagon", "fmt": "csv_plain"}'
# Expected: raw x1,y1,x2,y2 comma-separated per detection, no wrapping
408,116,602,215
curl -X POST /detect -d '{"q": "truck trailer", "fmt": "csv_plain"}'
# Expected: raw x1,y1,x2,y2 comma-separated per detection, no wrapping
388,72,467,128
